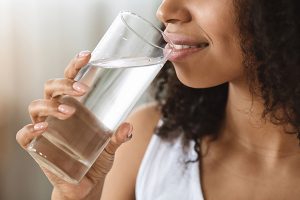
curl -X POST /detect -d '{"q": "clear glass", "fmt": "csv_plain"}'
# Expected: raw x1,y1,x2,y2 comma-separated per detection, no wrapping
27,11,173,184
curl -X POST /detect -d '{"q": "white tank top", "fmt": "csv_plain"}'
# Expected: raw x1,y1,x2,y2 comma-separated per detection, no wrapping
135,120,204,200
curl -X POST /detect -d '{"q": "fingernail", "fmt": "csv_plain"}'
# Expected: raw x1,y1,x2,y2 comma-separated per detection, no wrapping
34,122,48,131
73,82,88,93
58,104,76,114
127,133,133,140
126,123,133,139
77,50,91,58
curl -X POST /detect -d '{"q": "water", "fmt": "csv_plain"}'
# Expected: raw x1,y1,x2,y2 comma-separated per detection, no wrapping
89,56,163,68
79,57,164,131
27,57,164,184
28,96,113,184
75,56,164,82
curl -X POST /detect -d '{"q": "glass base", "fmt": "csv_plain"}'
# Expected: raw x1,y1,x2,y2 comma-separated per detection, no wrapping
27,135,91,184
28,150,80,184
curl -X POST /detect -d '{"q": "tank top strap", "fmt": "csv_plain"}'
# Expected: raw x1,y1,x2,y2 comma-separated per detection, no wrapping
135,121,204,200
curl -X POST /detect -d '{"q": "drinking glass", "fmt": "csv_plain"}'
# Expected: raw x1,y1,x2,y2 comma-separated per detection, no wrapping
26,11,173,184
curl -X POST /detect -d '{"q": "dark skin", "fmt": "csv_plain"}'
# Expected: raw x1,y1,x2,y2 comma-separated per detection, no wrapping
17,0,300,199
16,52,135,200
197,76,300,200
158,0,300,199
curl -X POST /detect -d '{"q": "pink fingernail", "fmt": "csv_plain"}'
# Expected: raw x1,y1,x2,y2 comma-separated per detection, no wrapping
34,122,48,131
126,123,133,138
77,50,91,58
127,132,133,140
58,104,76,114
73,82,88,93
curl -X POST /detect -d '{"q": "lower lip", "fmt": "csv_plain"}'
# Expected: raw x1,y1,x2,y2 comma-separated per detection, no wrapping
166,46,207,62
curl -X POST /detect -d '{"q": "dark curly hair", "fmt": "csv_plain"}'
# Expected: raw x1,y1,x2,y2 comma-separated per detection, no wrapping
150,0,300,161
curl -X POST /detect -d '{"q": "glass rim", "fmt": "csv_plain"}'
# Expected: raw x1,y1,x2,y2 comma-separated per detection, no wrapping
120,11,174,51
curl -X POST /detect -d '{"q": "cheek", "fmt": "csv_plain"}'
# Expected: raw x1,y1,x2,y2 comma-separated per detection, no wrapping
180,4,244,88
172,0,244,88
199,3,243,71
172,39,244,89
212,35,244,78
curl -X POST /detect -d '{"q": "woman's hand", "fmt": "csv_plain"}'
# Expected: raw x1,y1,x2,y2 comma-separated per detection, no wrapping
16,51,133,200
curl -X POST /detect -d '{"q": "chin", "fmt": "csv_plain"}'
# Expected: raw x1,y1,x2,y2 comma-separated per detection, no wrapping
175,69,226,89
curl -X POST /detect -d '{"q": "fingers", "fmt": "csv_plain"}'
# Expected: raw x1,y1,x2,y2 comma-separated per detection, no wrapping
64,50,91,80
104,122,133,155
28,99,76,123
16,122,48,149
44,78,89,99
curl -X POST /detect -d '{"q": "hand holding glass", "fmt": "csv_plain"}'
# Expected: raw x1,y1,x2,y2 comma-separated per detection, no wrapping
27,11,173,184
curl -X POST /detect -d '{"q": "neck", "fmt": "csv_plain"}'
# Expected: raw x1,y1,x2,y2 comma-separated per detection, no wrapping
221,78,300,158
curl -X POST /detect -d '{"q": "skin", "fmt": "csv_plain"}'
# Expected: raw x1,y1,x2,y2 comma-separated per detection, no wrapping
16,51,160,200
17,0,300,199
16,52,135,200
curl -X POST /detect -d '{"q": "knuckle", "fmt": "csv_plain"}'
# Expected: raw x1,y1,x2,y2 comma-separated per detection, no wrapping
44,79,55,90
44,101,59,113
63,68,69,78
103,148,115,159
16,129,22,143
44,81,54,98
45,78,74,98
64,59,76,77
94,155,114,175
28,99,59,115
62,78,74,88
105,141,119,155
28,99,42,112
16,125,32,145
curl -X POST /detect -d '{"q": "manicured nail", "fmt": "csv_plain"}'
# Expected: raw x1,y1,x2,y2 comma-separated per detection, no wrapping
58,104,76,114
73,82,88,93
127,133,133,140
34,122,48,131
77,50,91,58
126,124,133,139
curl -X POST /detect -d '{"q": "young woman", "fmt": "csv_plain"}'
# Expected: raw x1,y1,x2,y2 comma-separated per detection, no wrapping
16,0,300,199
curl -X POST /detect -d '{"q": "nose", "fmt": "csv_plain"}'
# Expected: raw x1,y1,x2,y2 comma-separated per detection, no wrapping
156,0,191,25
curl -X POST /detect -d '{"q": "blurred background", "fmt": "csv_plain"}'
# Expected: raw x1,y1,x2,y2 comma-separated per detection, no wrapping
0,0,161,199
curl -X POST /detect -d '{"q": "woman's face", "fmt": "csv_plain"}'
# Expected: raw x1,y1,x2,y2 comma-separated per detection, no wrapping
157,0,244,88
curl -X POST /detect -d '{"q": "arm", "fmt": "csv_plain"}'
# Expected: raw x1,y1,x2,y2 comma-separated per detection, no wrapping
16,50,161,200
16,51,103,200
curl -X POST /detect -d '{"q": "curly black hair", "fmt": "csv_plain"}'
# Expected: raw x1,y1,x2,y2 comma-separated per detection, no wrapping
150,0,300,161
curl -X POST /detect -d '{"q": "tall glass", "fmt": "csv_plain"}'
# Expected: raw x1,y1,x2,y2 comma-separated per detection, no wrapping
26,11,173,184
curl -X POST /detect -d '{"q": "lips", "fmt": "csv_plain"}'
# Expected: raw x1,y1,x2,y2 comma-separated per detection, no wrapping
163,32,210,62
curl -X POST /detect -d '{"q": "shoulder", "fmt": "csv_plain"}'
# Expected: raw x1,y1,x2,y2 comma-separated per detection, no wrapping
101,102,161,200
122,101,162,166
127,101,161,141
129,101,161,122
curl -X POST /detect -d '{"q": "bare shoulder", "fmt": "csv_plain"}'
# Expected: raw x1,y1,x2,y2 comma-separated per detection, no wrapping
118,101,161,164
127,101,161,141
101,102,161,200
121,100,161,163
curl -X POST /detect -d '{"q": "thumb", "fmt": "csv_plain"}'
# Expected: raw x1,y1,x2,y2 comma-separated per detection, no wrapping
105,122,133,155
86,122,133,183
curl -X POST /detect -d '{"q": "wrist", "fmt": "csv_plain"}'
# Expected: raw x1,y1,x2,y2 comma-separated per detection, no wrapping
51,180,104,200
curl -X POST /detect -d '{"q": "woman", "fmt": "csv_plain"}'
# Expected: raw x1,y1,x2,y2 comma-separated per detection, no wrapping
16,0,300,199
